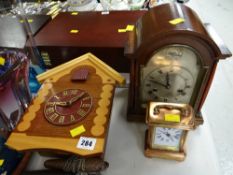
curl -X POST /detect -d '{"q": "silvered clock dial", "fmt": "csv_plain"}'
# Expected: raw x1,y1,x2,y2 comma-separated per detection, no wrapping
140,45,201,107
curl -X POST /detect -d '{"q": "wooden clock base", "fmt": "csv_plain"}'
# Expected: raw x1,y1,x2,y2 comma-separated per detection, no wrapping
144,130,186,161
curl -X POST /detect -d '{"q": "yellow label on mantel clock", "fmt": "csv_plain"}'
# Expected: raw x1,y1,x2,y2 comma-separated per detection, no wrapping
169,18,185,25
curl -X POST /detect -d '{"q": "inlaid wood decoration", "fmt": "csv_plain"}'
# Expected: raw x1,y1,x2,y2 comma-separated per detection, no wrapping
6,53,125,157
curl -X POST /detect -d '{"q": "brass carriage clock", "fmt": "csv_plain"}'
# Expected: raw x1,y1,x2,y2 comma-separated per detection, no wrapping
145,102,195,161
125,3,232,122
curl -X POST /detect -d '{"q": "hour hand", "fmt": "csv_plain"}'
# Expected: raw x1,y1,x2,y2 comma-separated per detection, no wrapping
56,101,69,106
149,79,167,88
47,101,69,106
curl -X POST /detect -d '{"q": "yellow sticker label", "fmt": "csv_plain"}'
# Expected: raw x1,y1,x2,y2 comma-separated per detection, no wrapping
169,18,185,25
0,57,5,66
19,19,33,23
0,159,4,166
118,29,127,33
28,19,33,23
70,125,86,137
70,29,79,34
165,114,180,123
71,12,78,15
125,25,135,31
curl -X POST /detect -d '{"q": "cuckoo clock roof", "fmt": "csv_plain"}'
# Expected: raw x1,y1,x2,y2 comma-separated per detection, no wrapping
37,53,125,85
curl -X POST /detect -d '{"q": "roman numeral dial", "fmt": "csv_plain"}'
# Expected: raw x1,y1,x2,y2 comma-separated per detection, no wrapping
44,89,93,126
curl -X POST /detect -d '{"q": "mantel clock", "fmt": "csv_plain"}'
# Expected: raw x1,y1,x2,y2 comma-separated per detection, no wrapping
125,3,232,122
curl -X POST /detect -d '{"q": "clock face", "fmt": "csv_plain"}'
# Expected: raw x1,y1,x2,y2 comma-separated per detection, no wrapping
44,89,92,126
152,127,183,151
140,45,201,107
142,66,194,103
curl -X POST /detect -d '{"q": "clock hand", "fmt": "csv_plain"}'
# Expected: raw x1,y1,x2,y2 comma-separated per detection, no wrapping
149,79,167,88
68,92,86,105
47,101,69,106
165,73,170,89
47,92,86,107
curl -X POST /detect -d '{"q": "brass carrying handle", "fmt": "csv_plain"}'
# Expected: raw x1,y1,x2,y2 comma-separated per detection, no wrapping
153,105,189,116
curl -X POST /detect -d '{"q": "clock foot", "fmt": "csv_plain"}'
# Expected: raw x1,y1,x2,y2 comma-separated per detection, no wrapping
194,112,204,128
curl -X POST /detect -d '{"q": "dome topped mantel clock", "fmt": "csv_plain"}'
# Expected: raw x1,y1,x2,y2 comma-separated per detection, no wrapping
125,3,232,122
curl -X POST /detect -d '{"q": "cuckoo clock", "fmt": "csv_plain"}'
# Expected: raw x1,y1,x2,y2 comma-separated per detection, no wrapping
6,53,125,158
125,3,232,122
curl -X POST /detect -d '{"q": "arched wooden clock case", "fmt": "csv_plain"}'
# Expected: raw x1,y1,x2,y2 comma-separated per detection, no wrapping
125,3,232,122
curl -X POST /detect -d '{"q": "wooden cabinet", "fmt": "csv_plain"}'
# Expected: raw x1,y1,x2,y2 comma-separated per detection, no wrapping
34,11,146,72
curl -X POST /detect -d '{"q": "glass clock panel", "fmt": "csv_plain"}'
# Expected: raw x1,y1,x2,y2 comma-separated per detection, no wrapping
140,45,201,107
152,127,183,151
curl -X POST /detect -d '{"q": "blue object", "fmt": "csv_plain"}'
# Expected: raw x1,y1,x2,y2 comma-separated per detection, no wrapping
29,66,41,94
0,137,23,175
0,58,12,76
28,48,46,94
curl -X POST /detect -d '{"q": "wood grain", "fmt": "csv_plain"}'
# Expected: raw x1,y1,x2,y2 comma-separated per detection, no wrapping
6,133,104,156
33,11,146,72
6,53,125,157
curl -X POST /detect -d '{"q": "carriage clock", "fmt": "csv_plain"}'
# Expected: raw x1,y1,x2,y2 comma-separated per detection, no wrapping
145,102,195,161
125,3,232,122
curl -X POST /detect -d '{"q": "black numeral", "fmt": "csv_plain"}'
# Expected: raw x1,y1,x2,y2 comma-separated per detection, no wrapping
81,140,93,147
81,140,85,146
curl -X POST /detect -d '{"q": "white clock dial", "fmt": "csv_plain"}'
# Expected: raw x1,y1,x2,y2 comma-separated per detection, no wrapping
153,127,183,151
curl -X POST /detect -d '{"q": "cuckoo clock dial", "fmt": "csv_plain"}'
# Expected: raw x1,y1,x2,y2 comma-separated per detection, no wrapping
44,89,92,126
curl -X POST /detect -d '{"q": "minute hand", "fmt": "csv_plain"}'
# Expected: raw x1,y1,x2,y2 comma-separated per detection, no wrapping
165,73,170,89
68,92,86,105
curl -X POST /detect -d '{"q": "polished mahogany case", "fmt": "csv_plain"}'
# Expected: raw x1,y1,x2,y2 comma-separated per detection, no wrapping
125,3,232,122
